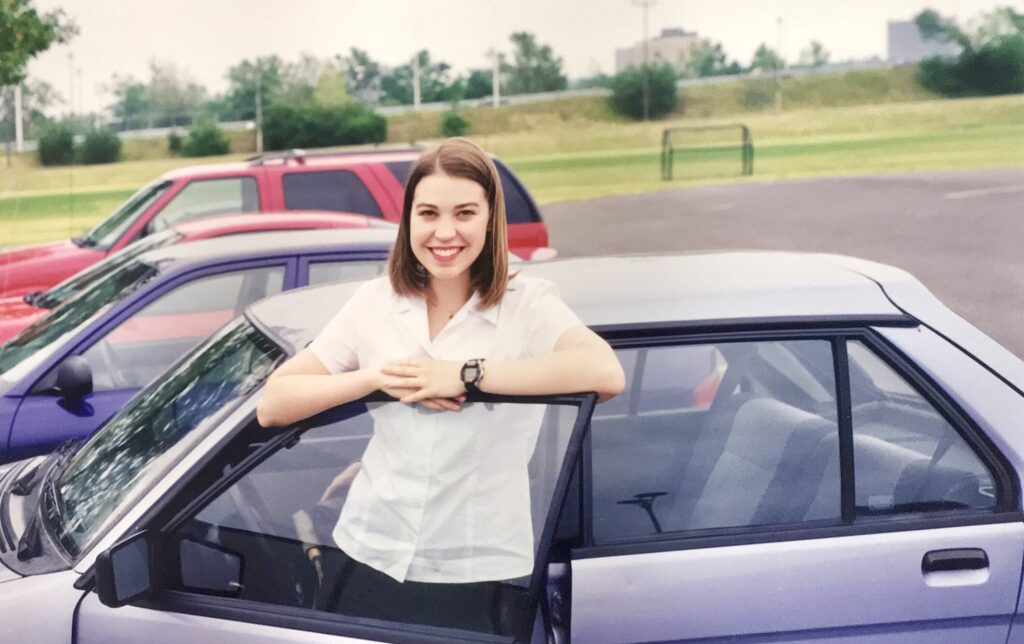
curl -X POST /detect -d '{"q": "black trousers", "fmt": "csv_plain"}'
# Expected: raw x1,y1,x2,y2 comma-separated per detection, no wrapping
316,548,530,636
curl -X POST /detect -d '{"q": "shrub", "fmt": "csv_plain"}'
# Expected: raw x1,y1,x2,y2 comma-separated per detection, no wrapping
263,101,387,150
79,129,123,164
168,131,183,155
917,37,1024,97
182,120,231,157
37,123,75,166
608,63,680,120
739,80,777,110
439,109,469,137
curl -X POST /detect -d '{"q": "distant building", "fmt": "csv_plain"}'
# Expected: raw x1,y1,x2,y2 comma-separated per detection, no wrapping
887,20,960,64
615,27,702,73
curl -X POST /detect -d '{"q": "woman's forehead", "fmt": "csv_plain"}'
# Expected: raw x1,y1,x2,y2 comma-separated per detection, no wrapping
413,173,487,205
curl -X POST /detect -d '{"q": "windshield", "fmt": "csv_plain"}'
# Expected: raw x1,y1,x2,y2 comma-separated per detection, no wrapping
83,180,173,249
36,231,182,309
51,317,284,559
0,259,158,384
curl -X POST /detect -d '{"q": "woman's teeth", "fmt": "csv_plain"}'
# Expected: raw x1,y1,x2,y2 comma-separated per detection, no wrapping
432,248,461,257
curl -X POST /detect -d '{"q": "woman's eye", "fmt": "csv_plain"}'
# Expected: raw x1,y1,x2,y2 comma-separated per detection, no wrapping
418,210,437,217
458,210,476,217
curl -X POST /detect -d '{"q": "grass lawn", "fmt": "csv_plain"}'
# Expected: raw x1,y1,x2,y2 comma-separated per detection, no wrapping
2,92,1022,247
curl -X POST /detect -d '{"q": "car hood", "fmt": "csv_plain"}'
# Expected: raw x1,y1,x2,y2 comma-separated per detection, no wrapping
0,241,102,299
0,297,44,343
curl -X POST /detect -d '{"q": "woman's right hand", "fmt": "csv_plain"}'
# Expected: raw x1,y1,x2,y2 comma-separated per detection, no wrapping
379,372,464,412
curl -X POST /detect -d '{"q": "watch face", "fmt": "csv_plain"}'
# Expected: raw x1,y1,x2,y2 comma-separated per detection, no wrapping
463,365,480,381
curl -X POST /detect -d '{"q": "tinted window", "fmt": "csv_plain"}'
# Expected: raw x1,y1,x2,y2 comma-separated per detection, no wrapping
283,170,382,217
846,340,996,516
168,400,583,638
384,160,537,224
150,178,259,231
82,266,284,391
306,260,386,286
591,340,840,541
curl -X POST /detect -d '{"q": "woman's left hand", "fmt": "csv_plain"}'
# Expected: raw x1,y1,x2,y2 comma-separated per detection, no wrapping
380,359,467,404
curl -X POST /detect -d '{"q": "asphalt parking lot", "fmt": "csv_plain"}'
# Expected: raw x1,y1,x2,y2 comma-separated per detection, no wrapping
545,167,1024,359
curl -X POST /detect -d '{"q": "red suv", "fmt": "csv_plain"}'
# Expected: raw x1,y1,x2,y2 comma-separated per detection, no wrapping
0,148,548,298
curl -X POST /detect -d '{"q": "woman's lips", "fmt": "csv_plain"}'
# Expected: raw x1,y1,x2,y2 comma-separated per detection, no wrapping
429,247,463,263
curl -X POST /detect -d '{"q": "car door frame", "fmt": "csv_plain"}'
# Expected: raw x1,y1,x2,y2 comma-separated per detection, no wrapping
73,392,598,644
563,320,1022,641
296,250,391,288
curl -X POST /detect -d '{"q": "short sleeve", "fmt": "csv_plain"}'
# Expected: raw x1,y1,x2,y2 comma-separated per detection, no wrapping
524,279,585,358
308,286,367,374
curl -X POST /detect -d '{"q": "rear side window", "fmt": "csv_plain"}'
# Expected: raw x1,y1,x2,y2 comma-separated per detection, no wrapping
384,160,538,224
283,170,382,217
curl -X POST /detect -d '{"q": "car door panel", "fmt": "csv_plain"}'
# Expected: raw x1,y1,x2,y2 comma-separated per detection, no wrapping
572,512,1023,643
7,390,136,461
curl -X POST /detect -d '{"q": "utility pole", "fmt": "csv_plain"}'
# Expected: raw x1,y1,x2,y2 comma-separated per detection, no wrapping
255,69,263,153
487,49,502,108
14,84,24,153
775,15,784,112
412,53,421,108
632,0,656,121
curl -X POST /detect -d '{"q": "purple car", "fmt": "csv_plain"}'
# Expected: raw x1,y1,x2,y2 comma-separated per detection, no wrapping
0,228,394,462
1,251,1023,643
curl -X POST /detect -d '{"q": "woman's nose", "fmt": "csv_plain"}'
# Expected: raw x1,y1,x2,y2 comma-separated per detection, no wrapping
434,216,457,240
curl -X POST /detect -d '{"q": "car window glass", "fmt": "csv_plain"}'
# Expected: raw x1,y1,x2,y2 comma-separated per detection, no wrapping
168,400,583,639
149,178,259,232
591,340,840,542
496,163,535,224
384,161,411,188
282,170,383,217
82,266,284,391
846,340,996,516
306,260,386,287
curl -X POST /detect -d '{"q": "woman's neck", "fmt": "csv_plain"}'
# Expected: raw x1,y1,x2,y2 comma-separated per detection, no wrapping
427,277,472,310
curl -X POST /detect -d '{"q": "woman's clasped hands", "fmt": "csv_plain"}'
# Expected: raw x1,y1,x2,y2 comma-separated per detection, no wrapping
379,359,468,412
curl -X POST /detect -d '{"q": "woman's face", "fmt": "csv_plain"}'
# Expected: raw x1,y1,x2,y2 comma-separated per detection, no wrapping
410,171,490,285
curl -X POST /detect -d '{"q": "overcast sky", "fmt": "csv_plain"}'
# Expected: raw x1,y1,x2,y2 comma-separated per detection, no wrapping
26,0,1018,113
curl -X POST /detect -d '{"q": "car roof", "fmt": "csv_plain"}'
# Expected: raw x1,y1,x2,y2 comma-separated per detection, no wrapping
159,148,420,180
139,228,397,269
246,251,902,350
172,211,394,239
246,250,1024,392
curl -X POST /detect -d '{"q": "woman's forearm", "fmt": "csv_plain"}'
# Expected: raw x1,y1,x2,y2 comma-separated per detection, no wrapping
257,368,381,427
479,347,625,402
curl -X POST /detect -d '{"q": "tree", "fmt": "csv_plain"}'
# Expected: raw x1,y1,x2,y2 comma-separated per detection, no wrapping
750,44,784,72
107,74,150,129
221,56,284,121
342,48,382,103
0,0,76,86
463,69,493,100
915,7,1024,96
144,60,207,128
380,50,455,105
799,41,830,67
682,41,744,78
609,63,679,120
503,32,567,95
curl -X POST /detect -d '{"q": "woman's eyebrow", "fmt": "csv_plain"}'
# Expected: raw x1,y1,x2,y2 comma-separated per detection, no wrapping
454,201,481,209
415,202,438,209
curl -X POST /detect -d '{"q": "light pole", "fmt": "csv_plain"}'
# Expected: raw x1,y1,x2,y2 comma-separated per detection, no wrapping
632,0,656,121
254,67,263,153
412,53,421,108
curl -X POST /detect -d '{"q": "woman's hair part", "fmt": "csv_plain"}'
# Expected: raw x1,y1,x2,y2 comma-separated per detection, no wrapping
389,137,510,308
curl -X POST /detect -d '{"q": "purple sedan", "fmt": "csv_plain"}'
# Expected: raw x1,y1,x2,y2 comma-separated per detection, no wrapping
0,251,1023,643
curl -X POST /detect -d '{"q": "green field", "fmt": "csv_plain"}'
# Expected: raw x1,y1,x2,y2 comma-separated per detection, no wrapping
2,85,1022,247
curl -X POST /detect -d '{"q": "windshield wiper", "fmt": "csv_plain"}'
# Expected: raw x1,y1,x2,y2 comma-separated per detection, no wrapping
72,233,97,248
22,291,44,308
16,440,80,561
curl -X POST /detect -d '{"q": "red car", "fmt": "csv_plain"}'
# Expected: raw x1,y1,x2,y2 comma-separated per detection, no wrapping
0,210,391,343
0,148,548,298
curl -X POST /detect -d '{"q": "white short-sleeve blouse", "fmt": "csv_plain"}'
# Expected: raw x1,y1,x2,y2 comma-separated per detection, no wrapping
308,274,583,583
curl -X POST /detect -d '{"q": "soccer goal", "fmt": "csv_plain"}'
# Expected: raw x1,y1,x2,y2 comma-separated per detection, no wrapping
660,124,754,181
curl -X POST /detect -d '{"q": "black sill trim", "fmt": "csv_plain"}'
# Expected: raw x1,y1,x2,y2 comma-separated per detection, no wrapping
573,510,1024,560
142,591,512,644
593,314,916,341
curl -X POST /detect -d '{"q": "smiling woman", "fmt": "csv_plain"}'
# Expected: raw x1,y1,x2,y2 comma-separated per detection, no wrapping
256,137,623,631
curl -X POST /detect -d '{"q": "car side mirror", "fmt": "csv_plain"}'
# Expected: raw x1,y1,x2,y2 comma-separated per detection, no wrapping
54,356,93,406
95,531,155,608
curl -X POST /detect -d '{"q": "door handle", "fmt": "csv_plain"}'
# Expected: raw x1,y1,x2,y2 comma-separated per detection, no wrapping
922,548,989,574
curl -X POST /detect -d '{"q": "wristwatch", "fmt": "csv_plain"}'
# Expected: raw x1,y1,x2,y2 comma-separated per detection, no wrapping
460,358,486,394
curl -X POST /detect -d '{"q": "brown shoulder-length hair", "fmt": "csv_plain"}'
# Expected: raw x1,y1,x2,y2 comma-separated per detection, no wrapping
388,137,510,308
